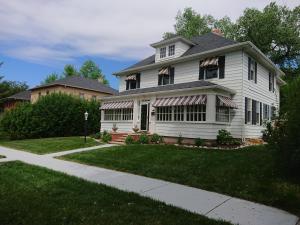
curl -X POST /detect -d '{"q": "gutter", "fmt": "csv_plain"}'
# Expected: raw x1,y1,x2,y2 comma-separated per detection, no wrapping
100,85,236,101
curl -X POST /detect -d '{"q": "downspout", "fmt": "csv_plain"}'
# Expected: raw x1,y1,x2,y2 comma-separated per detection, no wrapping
241,50,245,142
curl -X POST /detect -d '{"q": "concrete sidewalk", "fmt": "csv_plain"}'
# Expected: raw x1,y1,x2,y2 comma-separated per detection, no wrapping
0,145,298,225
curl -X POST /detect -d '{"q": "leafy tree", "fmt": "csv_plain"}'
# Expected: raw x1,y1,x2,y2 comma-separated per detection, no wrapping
80,60,109,85
63,64,78,77
42,73,60,84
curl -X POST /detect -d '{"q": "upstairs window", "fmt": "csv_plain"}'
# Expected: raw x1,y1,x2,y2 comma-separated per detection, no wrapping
168,45,175,56
158,67,174,86
160,47,166,58
126,73,140,90
269,72,275,92
199,56,225,80
248,57,257,83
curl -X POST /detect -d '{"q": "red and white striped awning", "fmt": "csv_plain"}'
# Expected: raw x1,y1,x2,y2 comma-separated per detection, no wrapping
200,57,218,67
153,95,207,107
125,74,136,81
158,67,169,75
217,96,238,109
100,101,134,110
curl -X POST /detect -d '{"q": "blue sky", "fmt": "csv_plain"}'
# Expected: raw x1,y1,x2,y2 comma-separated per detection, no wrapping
1,0,299,90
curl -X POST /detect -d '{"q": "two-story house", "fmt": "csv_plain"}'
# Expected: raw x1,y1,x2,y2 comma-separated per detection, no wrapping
100,30,285,142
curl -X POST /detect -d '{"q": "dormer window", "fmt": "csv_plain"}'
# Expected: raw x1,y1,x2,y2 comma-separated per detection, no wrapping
126,73,140,90
160,47,166,58
168,45,175,56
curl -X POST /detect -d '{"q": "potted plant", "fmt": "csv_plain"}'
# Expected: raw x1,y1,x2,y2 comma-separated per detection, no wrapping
112,123,118,132
132,124,139,133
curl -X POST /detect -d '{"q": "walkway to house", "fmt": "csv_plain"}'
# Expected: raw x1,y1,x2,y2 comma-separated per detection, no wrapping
0,145,298,225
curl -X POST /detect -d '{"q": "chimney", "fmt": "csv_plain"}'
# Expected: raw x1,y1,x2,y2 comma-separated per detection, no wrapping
212,28,223,36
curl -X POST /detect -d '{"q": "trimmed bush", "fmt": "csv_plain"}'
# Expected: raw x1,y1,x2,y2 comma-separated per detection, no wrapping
102,133,112,143
195,138,204,147
125,135,134,145
0,93,100,139
216,129,233,145
138,134,149,144
151,133,161,144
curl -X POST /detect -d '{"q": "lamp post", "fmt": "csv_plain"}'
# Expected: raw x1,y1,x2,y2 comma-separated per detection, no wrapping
84,111,89,143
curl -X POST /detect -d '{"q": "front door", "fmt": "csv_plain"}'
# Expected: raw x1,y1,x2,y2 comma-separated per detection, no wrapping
140,103,149,131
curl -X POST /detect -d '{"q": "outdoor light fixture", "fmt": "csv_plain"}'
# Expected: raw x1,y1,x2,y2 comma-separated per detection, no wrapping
84,111,89,143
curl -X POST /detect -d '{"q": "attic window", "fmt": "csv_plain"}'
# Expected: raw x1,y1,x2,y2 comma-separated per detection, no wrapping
168,45,175,56
160,47,166,58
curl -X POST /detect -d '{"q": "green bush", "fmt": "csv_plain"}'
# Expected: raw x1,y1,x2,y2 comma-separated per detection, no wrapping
0,93,100,139
91,132,101,139
216,129,233,145
151,133,161,144
102,133,112,143
138,134,149,144
271,77,300,178
195,138,204,147
125,135,134,145
261,121,273,142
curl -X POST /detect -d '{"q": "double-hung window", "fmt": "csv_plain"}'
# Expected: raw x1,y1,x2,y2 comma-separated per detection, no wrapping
269,72,275,92
160,47,166,58
168,45,175,56
158,67,174,86
248,57,257,83
125,74,140,90
199,56,225,80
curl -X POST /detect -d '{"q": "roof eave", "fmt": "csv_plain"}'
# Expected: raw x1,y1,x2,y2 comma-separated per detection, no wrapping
150,36,195,48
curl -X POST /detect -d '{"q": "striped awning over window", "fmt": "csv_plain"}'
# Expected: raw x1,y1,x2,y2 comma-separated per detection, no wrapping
217,96,238,109
153,95,207,107
158,67,169,75
200,57,218,67
125,74,136,81
100,101,134,110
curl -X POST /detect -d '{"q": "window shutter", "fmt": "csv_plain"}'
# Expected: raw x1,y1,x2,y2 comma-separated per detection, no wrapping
218,56,225,79
199,61,204,80
170,67,175,84
126,80,129,90
260,102,262,126
248,57,251,80
252,99,256,125
269,72,272,91
272,74,275,92
245,97,248,124
136,73,140,88
254,62,257,83
158,74,162,86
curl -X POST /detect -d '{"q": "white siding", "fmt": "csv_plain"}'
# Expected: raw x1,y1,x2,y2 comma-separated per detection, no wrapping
242,52,279,138
101,121,133,133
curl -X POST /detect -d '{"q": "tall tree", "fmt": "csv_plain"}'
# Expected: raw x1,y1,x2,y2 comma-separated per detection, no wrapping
79,60,109,85
63,64,78,77
42,73,60,84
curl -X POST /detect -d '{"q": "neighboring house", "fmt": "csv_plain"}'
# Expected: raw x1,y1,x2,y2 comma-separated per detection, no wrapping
2,90,31,111
100,30,285,141
30,76,117,103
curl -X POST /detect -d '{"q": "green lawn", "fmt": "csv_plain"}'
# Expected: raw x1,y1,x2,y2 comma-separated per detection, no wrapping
0,161,230,225
62,144,300,216
0,136,99,154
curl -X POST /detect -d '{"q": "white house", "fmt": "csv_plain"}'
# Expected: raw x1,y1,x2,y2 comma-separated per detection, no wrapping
100,30,285,141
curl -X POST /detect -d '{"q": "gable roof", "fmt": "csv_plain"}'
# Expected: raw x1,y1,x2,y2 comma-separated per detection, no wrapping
121,32,237,72
5,90,31,101
30,76,118,95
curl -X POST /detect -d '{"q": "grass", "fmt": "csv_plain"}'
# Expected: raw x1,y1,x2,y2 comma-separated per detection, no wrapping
62,144,300,216
0,136,100,154
0,161,231,225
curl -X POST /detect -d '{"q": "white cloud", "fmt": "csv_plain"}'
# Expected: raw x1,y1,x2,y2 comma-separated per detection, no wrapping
0,0,299,64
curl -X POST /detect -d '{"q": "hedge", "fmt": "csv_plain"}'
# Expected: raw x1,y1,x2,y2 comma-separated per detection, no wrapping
0,93,100,140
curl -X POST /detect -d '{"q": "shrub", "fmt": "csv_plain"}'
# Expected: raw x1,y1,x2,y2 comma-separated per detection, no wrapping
151,133,161,144
0,93,101,139
195,138,204,147
138,134,149,144
102,133,112,143
216,129,233,145
261,121,273,142
125,135,134,145
177,133,183,145
91,132,101,139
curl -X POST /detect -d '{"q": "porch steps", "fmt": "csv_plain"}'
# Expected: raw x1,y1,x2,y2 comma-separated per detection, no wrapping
109,134,128,145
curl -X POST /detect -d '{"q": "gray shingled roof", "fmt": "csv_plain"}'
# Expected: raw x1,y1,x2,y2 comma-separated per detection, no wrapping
6,90,31,101
122,32,237,71
116,80,218,96
31,76,118,95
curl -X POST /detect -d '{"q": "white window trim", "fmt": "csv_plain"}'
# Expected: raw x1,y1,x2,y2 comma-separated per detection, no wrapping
160,47,166,58
168,45,175,56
